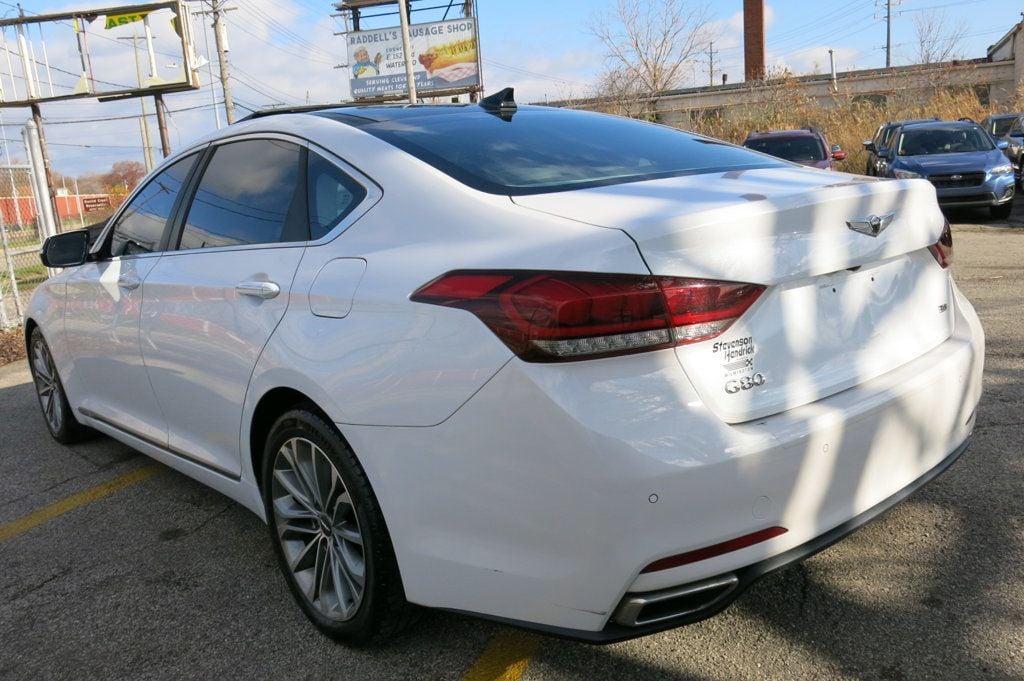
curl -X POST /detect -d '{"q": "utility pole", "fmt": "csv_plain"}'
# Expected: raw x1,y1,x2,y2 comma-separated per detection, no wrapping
880,0,897,68
706,41,718,86
213,0,236,123
195,0,236,123
194,2,222,129
829,48,837,92
886,0,892,67
397,0,417,103
118,33,155,170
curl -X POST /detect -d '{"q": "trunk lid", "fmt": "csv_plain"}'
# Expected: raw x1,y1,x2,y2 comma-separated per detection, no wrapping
512,168,954,423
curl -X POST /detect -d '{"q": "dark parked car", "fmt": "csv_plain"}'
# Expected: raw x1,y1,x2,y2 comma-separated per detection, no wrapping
862,118,938,176
883,119,1014,219
980,112,1024,185
980,112,1022,138
742,129,844,170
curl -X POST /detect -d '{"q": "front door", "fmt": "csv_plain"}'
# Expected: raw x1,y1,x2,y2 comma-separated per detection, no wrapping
64,152,200,443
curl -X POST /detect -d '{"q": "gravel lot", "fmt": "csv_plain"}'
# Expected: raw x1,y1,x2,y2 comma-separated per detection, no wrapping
0,208,1021,681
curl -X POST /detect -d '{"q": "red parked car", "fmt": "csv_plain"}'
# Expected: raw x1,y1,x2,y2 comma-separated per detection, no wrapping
743,128,845,170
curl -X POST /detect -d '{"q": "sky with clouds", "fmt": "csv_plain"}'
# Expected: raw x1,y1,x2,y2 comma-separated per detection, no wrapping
6,0,1021,178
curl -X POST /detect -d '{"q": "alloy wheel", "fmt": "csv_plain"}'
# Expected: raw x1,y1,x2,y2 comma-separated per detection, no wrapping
31,337,64,434
270,436,366,621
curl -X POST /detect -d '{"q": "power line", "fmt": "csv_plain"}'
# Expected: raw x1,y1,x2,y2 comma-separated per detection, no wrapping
234,0,343,61
483,59,588,87
231,63,304,103
223,12,337,65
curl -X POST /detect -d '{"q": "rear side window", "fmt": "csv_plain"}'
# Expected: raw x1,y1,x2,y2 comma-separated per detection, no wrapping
881,125,898,149
336,108,785,195
178,139,305,250
109,153,197,257
308,151,367,240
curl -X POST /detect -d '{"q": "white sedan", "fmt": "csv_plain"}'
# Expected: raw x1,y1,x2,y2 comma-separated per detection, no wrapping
26,90,983,644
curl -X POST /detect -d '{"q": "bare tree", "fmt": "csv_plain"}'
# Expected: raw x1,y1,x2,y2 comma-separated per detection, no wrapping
590,66,646,117
912,10,966,64
589,0,712,110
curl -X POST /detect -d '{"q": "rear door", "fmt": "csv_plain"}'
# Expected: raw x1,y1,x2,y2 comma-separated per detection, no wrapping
139,136,308,477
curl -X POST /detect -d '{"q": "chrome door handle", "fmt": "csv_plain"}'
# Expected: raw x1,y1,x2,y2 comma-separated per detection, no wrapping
236,281,281,300
117,275,141,290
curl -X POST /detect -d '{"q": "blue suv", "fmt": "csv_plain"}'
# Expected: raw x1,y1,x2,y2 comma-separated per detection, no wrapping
884,120,1015,219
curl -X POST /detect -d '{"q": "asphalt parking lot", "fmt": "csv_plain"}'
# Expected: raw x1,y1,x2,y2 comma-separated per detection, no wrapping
1,210,1022,681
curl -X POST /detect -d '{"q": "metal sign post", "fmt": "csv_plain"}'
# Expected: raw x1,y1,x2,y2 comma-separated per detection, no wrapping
397,0,417,103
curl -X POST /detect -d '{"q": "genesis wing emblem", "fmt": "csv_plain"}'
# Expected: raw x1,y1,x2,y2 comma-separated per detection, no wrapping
846,211,896,237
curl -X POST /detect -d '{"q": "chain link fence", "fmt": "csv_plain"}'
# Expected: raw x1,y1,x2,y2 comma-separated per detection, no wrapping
0,166,116,329
0,166,43,329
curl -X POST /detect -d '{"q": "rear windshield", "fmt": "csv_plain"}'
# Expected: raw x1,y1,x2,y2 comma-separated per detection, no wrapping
744,135,826,162
334,108,785,195
897,126,995,156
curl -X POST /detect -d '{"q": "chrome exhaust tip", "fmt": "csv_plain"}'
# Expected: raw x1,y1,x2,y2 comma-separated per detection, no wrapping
612,574,740,627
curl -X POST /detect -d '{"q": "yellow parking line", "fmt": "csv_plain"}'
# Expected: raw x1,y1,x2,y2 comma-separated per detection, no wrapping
461,629,543,681
0,463,162,543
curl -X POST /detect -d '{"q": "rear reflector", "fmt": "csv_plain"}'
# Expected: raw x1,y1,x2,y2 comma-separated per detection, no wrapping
640,526,788,573
928,218,953,268
411,271,765,362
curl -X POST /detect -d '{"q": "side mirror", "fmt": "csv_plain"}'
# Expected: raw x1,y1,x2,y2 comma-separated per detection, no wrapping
997,139,1009,150
831,144,846,161
862,140,876,153
40,230,90,268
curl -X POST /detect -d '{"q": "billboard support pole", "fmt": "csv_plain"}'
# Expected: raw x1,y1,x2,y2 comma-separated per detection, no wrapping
154,93,171,157
397,0,417,103
29,105,60,236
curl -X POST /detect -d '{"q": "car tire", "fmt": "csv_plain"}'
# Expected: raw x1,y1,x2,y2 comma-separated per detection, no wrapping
990,202,1013,220
28,328,94,444
262,406,416,645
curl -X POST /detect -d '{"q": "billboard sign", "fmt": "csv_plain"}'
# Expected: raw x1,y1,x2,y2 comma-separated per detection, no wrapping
347,18,479,99
0,1,200,108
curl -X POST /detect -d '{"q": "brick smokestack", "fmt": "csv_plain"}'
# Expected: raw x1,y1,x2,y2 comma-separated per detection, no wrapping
744,0,765,81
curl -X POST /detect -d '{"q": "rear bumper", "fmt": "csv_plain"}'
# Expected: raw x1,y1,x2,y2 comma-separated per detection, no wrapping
341,284,984,636
450,434,971,643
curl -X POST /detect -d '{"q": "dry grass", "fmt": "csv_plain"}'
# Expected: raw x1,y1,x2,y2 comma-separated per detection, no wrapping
0,328,25,367
686,78,996,174
590,68,1016,175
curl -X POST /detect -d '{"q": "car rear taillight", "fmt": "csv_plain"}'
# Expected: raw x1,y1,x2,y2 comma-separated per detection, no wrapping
411,271,765,362
928,219,953,268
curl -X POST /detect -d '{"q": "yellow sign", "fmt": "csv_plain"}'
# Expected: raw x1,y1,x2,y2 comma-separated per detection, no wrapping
104,11,150,30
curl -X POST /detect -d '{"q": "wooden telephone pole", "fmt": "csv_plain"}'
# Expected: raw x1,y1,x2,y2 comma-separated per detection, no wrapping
195,0,236,124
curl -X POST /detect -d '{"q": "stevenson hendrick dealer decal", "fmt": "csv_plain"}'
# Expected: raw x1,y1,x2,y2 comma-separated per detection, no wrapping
713,336,765,393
